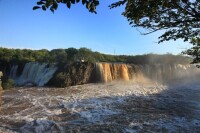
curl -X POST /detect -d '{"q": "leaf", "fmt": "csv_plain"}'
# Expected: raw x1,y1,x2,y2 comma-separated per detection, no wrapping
86,2,90,9
82,0,86,5
89,6,94,12
37,1,45,5
50,8,54,13
53,3,58,10
42,5,46,11
56,0,62,3
63,0,67,3
33,6,41,10
46,0,54,7
94,0,99,6
71,0,75,4
67,2,71,8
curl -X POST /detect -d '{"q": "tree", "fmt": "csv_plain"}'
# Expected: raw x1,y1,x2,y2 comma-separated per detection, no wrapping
78,47,96,63
110,0,200,43
33,0,200,63
182,37,200,66
65,47,78,61
50,49,68,63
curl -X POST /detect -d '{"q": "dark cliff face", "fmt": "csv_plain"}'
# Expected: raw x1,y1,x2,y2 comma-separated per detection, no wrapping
47,62,95,87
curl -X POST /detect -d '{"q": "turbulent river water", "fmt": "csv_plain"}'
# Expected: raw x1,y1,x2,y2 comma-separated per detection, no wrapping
0,81,200,133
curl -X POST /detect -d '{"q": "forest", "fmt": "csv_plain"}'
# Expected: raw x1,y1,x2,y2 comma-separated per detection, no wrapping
0,47,191,65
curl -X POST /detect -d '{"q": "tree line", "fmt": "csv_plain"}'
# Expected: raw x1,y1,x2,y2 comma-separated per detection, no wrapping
0,47,191,65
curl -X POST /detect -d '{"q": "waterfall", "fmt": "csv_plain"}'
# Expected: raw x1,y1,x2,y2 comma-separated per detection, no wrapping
95,63,130,82
16,62,57,86
10,65,18,79
10,62,200,87
94,63,200,83
140,64,198,83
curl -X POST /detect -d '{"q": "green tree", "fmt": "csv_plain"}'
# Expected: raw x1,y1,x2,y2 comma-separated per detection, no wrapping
110,0,200,43
50,49,68,63
2,78,15,90
78,47,96,63
0,48,14,63
33,49,50,62
65,47,78,61
182,38,200,66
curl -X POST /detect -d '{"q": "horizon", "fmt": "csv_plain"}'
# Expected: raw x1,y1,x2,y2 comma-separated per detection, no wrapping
0,0,191,55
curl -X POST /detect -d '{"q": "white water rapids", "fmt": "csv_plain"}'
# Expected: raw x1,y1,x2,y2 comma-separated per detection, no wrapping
0,81,200,132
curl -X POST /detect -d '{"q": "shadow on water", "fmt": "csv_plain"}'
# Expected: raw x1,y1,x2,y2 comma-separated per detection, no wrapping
0,81,200,133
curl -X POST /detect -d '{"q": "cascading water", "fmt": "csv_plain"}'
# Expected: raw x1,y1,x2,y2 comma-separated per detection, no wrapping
9,65,18,79
141,64,198,83
94,63,200,83
9,62,200,87
15,62,57,86
95,63,130,82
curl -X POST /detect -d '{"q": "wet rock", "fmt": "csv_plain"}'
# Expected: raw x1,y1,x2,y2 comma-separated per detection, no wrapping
48,62,95,87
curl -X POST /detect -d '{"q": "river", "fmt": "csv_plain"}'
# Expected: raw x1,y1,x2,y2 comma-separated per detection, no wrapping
0,81,200,132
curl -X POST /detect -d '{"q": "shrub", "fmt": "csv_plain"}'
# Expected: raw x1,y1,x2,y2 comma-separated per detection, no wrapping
3,78,15,90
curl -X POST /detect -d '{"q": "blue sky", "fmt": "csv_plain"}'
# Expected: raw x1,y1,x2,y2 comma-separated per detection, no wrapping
0,0,191,55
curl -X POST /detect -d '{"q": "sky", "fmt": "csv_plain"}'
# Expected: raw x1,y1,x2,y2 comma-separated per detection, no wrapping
0,0,191,55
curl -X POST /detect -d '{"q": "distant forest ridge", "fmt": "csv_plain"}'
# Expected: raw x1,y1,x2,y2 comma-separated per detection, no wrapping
0,47,191,64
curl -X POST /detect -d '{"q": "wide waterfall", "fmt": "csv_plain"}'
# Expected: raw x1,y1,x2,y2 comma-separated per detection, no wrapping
10,62,58,86
95,63,200,83
9,62,200,87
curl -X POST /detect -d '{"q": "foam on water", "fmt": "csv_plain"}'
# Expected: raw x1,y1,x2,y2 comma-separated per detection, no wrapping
0,82,200,132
